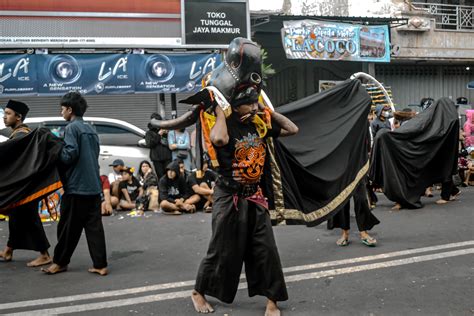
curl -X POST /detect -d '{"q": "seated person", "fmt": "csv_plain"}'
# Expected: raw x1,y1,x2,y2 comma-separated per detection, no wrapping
136,160,159,212
158,160,196,214
100,175,119,215
108,159,125,198
186,160,217,212
118,167,143,211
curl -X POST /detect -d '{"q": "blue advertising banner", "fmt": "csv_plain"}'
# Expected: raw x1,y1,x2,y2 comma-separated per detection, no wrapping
0,54,37,96
134,53,220,93
0,53,221,96
281,20,390,63
36,54,134,95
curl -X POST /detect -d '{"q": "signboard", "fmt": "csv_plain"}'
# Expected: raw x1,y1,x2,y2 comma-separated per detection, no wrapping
0,54,37,95
36,54,135,95
182,0,249,47
0,53,221,96
134,53,220,93
282,20,390,63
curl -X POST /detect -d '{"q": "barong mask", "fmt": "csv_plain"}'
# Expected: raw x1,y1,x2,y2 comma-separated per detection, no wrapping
149,37,263,130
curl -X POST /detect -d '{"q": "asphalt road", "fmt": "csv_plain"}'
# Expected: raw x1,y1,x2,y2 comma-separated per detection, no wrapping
0,187,473,316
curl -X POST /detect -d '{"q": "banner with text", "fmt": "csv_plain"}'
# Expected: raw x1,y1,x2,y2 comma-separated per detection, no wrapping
0,53,221,96
281,20,390,63
36,54,135,95
183,0,248,46
134,53,221,93
0,54,37,95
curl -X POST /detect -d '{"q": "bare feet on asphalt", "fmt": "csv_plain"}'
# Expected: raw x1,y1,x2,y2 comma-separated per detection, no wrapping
265,300,281,316
88,267,109,276
191,290,214,313
41,263,68,275
27,253,52,267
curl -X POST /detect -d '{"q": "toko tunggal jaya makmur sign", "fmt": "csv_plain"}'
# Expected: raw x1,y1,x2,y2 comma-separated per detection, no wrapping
281,20,390,63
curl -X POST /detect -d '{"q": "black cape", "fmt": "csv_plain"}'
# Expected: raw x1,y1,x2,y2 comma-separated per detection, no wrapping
0,128,63,214
369,97,459,208
261,79,372,226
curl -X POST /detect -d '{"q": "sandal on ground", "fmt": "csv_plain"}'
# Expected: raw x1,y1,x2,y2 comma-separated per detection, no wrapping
204,206,213,213
450,191,461,201
41,264,68,275
436,199,449,205
336,237,350,246
361,236,377,247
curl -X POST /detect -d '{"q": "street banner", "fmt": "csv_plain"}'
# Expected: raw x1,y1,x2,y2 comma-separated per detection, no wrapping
134,53,221,93
281,20,390,63
36,54,135,95
182,0,249,46
0,54,37,96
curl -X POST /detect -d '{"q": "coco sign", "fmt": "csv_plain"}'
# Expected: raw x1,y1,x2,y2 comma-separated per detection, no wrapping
182,0,249,47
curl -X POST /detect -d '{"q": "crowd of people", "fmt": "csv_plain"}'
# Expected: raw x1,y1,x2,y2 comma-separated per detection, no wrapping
0,36,472,316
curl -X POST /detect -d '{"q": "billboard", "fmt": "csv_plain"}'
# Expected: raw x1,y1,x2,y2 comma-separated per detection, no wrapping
182,0,249,47
0,54,37,95
0,53,221,96
281,20,390,63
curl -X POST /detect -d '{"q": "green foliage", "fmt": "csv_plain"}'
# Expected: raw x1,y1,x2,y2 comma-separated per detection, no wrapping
261,48,276,87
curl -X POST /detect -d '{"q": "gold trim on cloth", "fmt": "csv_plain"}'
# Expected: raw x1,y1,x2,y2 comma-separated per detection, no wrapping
269,160,369,224
266,138,286,225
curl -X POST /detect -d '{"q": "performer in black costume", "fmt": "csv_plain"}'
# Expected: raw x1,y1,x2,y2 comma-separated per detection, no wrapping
0,100,52,267
190,38,299,316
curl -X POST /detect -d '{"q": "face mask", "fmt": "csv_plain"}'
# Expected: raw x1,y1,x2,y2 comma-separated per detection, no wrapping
382,111,390,118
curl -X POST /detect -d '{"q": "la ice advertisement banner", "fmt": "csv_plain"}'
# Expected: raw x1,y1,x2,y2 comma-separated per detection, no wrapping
0,54,37,95
281,20,390,63
0,53,221,96
36,54,135,95
134,53,219,93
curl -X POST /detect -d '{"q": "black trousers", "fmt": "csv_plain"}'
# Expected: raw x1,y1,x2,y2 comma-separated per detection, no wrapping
195,187,288,304
53,194,107,269
328,180,380,231
8,201,50,252
152,159,171,180
440,178,460,201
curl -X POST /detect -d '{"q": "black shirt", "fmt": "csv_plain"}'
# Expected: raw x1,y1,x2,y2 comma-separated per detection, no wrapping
187,170,217,190
119,177,141,201
215,113,280,185
158,175,189,203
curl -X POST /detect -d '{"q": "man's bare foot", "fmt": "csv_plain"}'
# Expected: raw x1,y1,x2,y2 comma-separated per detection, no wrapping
0,247,13,262
391,203,401,210
41,263,68,275
27,253,52,267
88,267,108,276
265,300,281,316
191,290,214,313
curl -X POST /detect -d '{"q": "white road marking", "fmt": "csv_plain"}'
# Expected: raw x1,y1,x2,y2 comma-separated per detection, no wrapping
4,247,474,315
0,240,472,311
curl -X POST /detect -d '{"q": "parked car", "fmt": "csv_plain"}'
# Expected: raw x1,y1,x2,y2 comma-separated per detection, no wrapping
24,117,150,175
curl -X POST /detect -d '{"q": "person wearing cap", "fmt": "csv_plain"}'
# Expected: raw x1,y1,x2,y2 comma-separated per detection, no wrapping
191,38,298,316
42,92,108,276
0,100,52,267
108,158,125,198
117,167,143,211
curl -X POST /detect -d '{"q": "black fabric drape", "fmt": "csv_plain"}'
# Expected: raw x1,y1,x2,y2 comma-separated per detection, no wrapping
0,128,63,213
261,79,372,226
369,97,459,208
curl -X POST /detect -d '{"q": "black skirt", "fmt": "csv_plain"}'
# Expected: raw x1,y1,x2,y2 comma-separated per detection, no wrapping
8,201,50,252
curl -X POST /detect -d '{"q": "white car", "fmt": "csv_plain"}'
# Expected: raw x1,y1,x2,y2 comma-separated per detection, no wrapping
24,117,150,175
